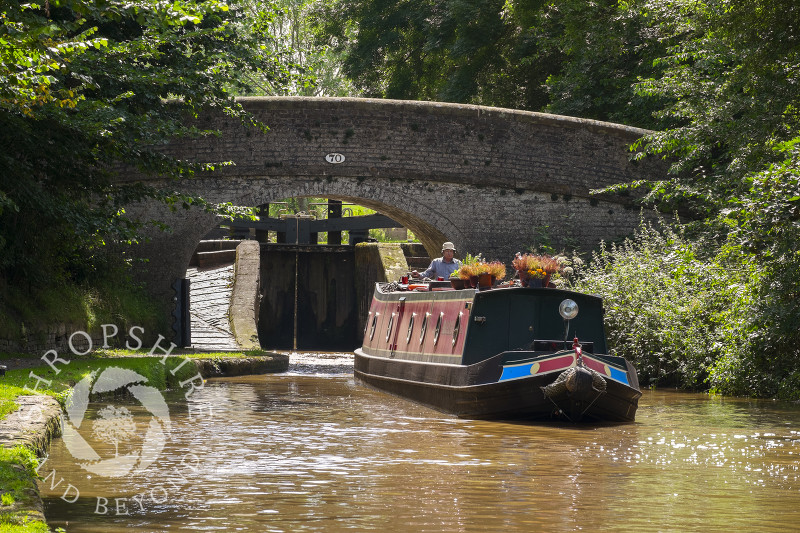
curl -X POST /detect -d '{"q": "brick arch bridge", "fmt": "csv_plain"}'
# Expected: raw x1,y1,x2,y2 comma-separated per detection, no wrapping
126,97,663,324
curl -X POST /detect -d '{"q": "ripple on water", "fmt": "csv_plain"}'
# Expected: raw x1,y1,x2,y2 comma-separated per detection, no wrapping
38,358,800,532
282,351,355,376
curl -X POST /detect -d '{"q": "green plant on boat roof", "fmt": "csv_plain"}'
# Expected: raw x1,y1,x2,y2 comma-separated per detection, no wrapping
484,261,507,280
461,252,482,266
512,253,560,275
458,259,506,280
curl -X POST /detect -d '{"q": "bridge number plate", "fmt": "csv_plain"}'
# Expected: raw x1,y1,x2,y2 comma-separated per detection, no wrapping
325,153,345,164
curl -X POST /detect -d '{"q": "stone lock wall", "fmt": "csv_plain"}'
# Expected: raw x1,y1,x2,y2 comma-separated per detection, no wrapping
0,324,106,355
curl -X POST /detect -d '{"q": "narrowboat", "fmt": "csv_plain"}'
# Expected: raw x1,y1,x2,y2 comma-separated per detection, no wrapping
354,281,642,422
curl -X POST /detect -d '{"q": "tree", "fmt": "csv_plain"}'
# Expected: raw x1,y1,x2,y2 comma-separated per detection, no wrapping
600,0,800,397
534,0,672,130
629,0,800,216
0,0,297,285
710,141,800,398
92,405,137,457
252,0,353,96
311,0,678,119
311,0,556,110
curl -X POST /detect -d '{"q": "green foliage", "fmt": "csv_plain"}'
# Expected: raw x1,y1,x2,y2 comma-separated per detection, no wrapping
707,142,800,399
629,0,800,216
0,348,272,425
251,0,353,96
0,518,50,532
460,252,483,266
311,0,554,109
0,264,164,344
0,0,298,286
0,392,20,423
0,355,204,423
580,209,800,399
544,0,800,398
529,224,555,255
312,0,670,126
572,218,756,390
268,197,324,219
261,197,417,244
538,0,672,129
599,0,800,397
0,446,49,532
0,447,39,494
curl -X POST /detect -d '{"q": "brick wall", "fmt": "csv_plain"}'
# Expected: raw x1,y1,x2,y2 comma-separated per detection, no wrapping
122,97,666,333
0,324,105,355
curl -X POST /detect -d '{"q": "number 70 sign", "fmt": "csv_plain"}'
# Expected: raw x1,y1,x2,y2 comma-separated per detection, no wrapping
325,153,345,164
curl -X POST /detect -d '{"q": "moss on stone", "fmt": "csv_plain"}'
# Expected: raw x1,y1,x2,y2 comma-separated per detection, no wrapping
0,446,49,532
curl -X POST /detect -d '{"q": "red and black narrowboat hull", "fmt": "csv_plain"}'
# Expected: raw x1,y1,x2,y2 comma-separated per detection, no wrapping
356,283,642,423
355,348,641,422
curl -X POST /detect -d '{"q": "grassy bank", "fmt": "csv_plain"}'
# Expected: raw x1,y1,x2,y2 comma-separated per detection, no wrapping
0,356,198,421
0,354,197,533
0,348,274,423
0,446,48,533
0,348,278,532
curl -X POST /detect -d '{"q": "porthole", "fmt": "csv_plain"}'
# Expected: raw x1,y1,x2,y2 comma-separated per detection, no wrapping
369,314,378,340
433,312,444,346
364,312,372,336
406,313,417,344
386,312,395,342
419,312,430,345
452,312,463,347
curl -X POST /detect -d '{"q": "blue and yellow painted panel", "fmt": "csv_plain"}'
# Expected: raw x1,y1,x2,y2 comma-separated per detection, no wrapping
499,353,630,386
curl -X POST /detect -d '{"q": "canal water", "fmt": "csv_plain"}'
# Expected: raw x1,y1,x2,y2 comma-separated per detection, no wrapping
40,353,800,532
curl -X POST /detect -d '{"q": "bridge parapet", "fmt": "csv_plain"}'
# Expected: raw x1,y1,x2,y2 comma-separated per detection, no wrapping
146,97,657,201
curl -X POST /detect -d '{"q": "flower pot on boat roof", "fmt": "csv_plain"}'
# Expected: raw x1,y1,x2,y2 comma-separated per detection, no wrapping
450,278,467,289
459,259,506,289
513,253,558,288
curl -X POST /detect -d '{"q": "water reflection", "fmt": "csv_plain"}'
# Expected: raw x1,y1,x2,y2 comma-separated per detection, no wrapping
40,353,800,532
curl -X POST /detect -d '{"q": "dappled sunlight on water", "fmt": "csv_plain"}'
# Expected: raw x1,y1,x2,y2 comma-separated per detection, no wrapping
40,353,800,532
283,351,356,376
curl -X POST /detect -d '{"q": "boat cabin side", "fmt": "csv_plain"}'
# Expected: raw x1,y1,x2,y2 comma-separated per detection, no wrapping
362,286,476,363
360,283,609,365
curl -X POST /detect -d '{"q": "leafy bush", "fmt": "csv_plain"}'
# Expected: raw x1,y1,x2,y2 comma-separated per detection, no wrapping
712,142,800,399
572,217,757,390
575,142,800,399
